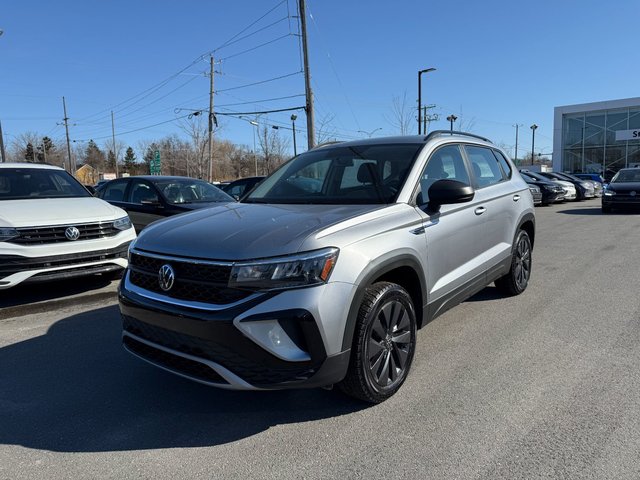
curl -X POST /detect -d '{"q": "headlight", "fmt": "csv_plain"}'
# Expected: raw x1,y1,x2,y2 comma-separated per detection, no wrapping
581,182,592,189
0,227,19,242
113,216,132,231
229,248,339,290
604,190,616,196
541,184,555,192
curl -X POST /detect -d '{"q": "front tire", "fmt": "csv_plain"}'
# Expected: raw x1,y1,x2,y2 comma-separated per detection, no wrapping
338,282,417,404
602,205,612,213
495,230,532,296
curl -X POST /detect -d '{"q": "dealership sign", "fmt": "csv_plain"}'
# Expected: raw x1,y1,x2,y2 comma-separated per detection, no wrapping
615,129,640,141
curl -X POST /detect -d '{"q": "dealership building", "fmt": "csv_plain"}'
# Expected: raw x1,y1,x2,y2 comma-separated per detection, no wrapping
553,97,640,179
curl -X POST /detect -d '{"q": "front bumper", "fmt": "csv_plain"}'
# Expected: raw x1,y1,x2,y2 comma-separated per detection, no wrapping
0,241,131,289
602,195,640,209
119,272,353,390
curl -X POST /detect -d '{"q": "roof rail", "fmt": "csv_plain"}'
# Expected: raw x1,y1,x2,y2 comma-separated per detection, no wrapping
425,130,493,144
312,140,344,149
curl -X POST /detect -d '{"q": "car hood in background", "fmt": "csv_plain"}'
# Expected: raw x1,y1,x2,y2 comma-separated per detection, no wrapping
607,182,640,193
0,197,126,228
134,203,381,260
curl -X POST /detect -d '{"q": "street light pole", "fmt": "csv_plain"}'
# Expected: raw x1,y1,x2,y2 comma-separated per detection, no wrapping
357,127,382,138
291,114,297,156
446,114,458,132
418,68,436,135
250,119,259,176
530,124,538,165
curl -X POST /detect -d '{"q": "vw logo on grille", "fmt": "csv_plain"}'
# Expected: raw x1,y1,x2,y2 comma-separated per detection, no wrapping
158,264,175,292
64,226,80,241
631,191,637,197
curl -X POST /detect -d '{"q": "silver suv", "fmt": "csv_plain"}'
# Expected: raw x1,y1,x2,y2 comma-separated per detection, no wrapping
119,131,535,403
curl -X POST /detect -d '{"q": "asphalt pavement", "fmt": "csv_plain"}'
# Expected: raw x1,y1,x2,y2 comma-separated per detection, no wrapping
1,199,639,480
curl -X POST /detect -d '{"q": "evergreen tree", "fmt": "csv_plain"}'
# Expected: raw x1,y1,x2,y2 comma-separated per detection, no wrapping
36,136,56,162
24,143,36,162
106,150,116,172
123,146,136,173
84,140,105,169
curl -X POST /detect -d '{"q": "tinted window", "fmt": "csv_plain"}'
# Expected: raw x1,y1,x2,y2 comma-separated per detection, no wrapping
100,179,128,202
465,145,505,188
153,179,232,204
0,168,90,200
492,150,512,179
612,169,640,183
417,145,469,205
128,180,159,204
245,144,421,204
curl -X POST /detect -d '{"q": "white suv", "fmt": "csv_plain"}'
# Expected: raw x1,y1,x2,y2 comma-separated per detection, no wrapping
119,132,534,403
0,163,136,289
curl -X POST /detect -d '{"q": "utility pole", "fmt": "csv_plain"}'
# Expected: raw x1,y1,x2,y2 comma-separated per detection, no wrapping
111,111,119,178
207,55,215,182
41,140,47,163
62,96,73,173
513,123,522,165
0,120,6,162
423,104,438,134
299,0,315,149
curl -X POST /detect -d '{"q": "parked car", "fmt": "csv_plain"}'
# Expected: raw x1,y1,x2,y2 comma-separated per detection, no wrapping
0,163,135,289
520,172,565,205
96,175,234,231
521,170,577,201
539,172,595,200
221,176,265,200
602,167,640,213
556,172,602,197
527,184,542,205
573,173,604,184
119,131,535,403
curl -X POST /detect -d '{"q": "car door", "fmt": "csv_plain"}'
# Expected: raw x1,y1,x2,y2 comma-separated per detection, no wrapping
125,179,166,231
463,145,519,272
413,144,487,313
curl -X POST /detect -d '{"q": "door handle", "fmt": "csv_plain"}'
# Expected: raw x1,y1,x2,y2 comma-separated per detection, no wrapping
513,194,521,202
474,206,486,216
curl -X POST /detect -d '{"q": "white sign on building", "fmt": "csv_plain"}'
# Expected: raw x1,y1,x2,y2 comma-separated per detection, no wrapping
615,129,640,141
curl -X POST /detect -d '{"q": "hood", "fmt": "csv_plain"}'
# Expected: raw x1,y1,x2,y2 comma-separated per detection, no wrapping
134,202,381,260
552,180,575,189
608,182,640,192
0,197,126,228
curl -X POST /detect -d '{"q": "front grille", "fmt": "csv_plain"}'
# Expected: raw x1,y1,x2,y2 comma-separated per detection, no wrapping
10,221,120,245
123,335,229,384
129,252,251,305
0,243,130,278
123,316,317,385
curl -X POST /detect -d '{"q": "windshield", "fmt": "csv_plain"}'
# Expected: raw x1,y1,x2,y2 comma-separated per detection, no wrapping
154,178,234,204
244,143,422,204
611,169,640,183
0,168,91,200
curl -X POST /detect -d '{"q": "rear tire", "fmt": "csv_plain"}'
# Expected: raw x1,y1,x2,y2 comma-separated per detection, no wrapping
338,282,417,404
495,230,532,296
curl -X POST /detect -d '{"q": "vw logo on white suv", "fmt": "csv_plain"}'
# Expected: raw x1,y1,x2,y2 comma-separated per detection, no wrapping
158,264,175,292
64,226,80,241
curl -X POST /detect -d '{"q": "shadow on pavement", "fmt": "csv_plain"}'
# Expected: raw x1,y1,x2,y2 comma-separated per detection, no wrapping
0,275,114,309
0,305,366,452
557,207,640,216
465,286,504,303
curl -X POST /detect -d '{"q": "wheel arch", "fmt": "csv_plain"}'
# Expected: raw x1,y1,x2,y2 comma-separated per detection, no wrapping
340,255,426,352
517,212,536,248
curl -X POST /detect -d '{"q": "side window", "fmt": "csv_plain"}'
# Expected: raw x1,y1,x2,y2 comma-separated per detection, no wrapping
417,145,469,205
464,145,505,188
128,180,159,204
100,180,128,202
492,150,513,179
228,183,246,198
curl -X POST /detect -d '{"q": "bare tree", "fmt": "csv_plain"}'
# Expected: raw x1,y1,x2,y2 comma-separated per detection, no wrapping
179,115,213,180
385,91,414,135
9,132,41,162
257,126,290,175
315,113,338,145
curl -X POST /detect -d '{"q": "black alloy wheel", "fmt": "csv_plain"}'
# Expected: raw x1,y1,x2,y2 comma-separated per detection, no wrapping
495,230,532,296
339,282,417,403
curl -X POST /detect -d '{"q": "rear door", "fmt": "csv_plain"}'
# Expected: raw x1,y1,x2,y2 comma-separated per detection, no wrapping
463,145,520,272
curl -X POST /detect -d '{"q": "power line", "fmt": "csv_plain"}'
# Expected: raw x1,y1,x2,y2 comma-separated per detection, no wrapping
74,113,193,142
215,17,290,53
214,0,287,52
216,71,302,93
218,33,293,62
217,93,305,107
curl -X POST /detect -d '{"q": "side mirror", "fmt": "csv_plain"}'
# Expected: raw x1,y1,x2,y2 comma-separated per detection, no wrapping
427,179,474,213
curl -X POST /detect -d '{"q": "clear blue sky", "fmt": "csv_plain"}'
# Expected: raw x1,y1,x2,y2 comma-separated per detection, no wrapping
2,0,639,160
